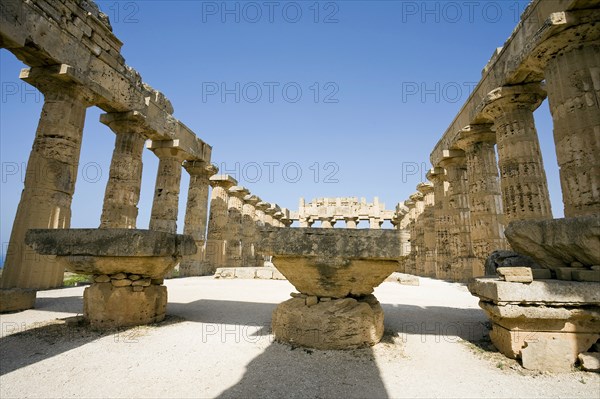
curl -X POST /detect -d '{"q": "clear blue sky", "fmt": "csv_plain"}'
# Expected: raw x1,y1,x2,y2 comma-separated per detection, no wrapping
1,0,563,264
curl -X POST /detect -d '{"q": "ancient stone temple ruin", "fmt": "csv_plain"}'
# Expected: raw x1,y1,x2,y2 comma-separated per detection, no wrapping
0,0,599,373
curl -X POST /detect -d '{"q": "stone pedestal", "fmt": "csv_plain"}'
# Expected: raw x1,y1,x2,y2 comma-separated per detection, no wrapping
26,229,196,329
257,228,400,350
469,278,600,372
84,281,167,329
272,295,384,350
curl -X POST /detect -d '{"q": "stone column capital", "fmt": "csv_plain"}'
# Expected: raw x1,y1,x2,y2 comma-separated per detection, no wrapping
20,65,96,105
453,124,496,150
209,174,238,190
426,167,446,184
439,150,466,169
256,201,271,212
408,192,424,203
478,83,546,120
228,186,250,200
183,160,218,177
147,140,190,162
99,111,149,137
417,182,434,196
244,194,260,206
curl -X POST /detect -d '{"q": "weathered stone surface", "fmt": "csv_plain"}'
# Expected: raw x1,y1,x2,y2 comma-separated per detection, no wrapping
504,215,600,270
111,278,132,287
496,267,533,283
305,296,318,307
26,229,197,258
257,228,400,298
521,333,599,372
272,296,384,350
25,229,196,278
83,283,167,329
532,269,552,280
111,273,127,280
572,269,600,283
94,274,110,283
132,278,151,287
578,352,600,371
484,250,541,276
469,278,600,305
0,289,36,313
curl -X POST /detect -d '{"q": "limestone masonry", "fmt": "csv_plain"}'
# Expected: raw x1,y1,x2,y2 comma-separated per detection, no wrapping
0,0,599,373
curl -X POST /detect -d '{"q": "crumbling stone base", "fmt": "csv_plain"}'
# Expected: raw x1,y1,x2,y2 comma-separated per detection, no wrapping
83,280,167,329
0,288,36,313
469,278,600,372
272,295,384,350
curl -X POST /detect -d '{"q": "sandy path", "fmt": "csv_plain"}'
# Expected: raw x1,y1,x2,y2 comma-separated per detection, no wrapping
0,277,598,398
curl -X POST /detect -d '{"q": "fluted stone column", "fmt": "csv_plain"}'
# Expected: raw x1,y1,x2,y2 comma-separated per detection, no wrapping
206,175,237,273
480,84,552,223
345,217,358,229
404,197,419,276
99,111,147,229
226,186,249,268
299,217,311,228
439,151,476,282
241,195,259,267
179,161,217,276
410,192,425,276
544,42,600,217
253,199,268,266
427,168,451,280
417,182,436,278
454,125,509,275
2,66,93,290
148,141,188,233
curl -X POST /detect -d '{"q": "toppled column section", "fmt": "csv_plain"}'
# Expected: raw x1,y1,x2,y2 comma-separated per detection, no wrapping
257,228,400,349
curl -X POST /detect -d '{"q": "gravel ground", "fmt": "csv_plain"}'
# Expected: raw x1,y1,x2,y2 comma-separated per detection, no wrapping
0,277,598,399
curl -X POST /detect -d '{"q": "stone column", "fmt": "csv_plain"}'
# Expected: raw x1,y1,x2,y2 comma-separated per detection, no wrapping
206,175,238,273
99,111,147,229
369,217,382,229
148,141,188,233
417,182,436,278
226,186,249,268
403,198,418,275
455,124,509,276
544,42,600,217
320,217,334,228
410,192,425,276
242,195,260,267
345,217,358,229
179,161,217,276
426,168,451,280
299,217,311,228
480,84,552,223
2,66,93,290
280,208,293,228
261,203,276,227
439,151,476,282
254,199,268,266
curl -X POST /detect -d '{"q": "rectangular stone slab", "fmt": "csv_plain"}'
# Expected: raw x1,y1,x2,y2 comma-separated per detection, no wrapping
25,229,197,257
469,278,600,305
256,228,401,259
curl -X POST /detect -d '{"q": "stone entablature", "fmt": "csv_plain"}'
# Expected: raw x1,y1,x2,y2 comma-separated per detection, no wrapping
291,197,395,228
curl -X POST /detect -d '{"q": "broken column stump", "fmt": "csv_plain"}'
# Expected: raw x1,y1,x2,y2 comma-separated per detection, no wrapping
257,228,400,349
